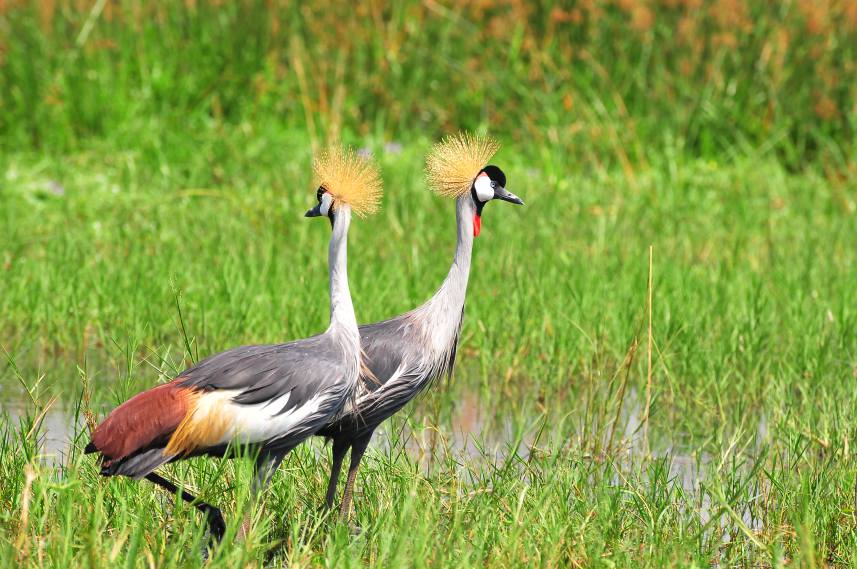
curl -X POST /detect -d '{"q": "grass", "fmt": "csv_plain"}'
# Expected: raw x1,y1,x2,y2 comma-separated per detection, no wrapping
3,132,856,567
2,1,856,167
2,1,857,567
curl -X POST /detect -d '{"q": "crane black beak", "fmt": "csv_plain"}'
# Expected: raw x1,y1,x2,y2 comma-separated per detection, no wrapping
305,204,323,217
494,186,524,205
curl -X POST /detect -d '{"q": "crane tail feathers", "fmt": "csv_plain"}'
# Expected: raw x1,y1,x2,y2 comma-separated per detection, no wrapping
101,448,176,479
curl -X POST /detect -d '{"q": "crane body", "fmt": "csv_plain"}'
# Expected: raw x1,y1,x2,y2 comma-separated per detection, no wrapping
85,147,382,539
319,134,523,516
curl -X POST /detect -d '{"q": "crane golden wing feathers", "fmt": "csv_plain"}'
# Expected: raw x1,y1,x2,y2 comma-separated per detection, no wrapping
426,132,500,198
313,146,383,217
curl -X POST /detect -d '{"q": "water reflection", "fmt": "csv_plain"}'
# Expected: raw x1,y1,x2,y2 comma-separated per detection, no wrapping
4,402,76,465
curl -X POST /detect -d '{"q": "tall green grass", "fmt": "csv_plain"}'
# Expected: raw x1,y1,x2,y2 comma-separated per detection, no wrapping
1,0,855,168
3,137,856,566
2,1,857,567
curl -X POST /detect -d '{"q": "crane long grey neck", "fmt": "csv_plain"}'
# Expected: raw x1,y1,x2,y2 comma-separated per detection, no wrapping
436,195,475,308
327,206,358,335
411,196,475,353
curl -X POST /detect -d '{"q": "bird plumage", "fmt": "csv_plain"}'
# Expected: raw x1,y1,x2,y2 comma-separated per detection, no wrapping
88,338,356,477
426,132,500,198
314,146,382,217
319,166,491,518
86,380,193,466
85,145,381,539
319,133,523,517
321,195,473,442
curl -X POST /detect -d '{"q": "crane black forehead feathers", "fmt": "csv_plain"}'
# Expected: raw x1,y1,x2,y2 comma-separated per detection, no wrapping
482,165,506,187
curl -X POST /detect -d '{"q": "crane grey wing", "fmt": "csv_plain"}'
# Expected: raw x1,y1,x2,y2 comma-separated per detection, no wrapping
358,317,411,391
177,336,344,413
445,305,465,379
350,368,423,423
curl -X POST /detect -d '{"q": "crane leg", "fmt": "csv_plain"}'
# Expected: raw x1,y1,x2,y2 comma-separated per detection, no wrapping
238,449,290,538
324,438,350,510
145,472,226,541
339,433,371,519
251,450,286,495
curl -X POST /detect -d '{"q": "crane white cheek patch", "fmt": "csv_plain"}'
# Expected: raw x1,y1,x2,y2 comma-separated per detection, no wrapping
319,193,333,217
474,173,494,202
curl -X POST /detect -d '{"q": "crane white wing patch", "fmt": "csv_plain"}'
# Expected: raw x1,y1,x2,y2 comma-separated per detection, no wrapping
361,362,407,400
192,389,325,445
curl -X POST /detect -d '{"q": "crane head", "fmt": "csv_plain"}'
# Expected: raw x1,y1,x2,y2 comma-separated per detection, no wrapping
470,165,524,237
305,187,336,228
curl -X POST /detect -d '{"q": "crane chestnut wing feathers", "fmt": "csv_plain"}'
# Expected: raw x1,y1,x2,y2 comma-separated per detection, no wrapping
178,335,346,411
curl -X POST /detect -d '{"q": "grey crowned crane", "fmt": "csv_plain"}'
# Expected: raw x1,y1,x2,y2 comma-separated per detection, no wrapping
318,132,524,516
84,146,382,540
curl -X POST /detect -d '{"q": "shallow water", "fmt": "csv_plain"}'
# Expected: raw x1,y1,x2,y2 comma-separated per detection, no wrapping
1,389,533,470
0,372,770,547
4,402,77,463
1,385,765,494
3,387,769,556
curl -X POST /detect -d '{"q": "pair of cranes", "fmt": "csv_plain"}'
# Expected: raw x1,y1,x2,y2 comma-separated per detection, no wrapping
84,132,524,540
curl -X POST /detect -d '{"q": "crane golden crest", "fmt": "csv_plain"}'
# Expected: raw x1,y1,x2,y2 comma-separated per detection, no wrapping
313,146,383,217
426,132,500,198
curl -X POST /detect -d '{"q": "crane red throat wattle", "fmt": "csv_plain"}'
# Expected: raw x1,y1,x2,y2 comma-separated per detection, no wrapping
473,214,481,237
